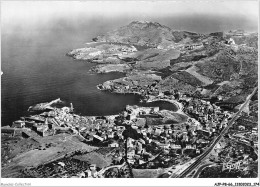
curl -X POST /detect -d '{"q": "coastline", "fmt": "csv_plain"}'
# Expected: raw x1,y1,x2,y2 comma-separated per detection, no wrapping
96,83,182,114
2,18,258,179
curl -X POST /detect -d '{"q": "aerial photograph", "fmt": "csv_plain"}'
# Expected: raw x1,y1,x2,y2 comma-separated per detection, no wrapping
1,0,259,183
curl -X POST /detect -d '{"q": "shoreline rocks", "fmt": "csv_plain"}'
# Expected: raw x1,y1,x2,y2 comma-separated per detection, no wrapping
91,64,131,73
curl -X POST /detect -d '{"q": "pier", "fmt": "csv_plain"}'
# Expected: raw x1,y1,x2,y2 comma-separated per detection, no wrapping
28,98,62,111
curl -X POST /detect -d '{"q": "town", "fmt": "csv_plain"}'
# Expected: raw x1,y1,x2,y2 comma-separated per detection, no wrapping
2,85,257,178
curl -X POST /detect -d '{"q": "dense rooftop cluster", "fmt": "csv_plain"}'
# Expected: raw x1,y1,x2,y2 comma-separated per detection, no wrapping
1,21,258,178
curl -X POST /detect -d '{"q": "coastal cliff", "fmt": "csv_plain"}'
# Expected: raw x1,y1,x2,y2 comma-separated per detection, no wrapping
68,21,258,109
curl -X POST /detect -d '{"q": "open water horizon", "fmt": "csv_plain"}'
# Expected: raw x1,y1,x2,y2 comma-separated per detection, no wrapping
1,18,178,126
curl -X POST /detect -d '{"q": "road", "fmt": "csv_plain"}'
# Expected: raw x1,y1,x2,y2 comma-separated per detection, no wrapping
98,151,162,177
173,86,258,178
192,163,216,178
97,162,126,176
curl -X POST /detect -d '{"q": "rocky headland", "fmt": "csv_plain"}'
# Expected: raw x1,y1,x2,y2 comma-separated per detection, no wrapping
68,21,258,110
2,21,258,179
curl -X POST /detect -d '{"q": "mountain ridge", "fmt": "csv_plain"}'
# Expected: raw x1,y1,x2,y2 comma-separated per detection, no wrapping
93,21,201,47
68,20,258,109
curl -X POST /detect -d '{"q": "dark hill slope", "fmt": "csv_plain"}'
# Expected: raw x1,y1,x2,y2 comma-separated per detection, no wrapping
94,21,202,48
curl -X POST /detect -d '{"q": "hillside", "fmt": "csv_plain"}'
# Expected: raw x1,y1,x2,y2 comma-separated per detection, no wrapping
94,21,176,48
93,21,203,48
68,21,258,109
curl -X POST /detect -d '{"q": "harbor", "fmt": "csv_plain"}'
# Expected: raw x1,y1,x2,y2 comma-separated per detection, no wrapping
28,98,62,111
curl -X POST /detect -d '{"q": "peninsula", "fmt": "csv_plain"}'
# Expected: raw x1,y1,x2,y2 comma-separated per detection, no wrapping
2,21,258,178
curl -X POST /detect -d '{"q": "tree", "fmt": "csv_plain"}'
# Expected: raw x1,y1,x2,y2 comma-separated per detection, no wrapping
115,115,125,126
92,37,98,42
122,126,141,164
122,125,141,140
174,93,180,100
114,133,119,140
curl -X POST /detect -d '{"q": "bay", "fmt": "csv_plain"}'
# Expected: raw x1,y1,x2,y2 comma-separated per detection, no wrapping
1,19,177,127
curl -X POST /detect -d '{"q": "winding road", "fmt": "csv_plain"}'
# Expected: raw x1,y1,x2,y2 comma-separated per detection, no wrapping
97,162,126,177
192,163,216,178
